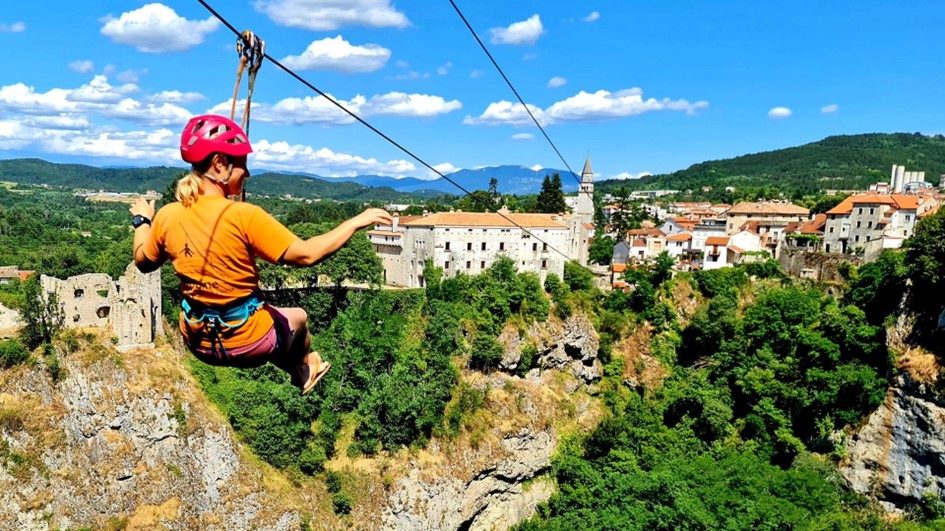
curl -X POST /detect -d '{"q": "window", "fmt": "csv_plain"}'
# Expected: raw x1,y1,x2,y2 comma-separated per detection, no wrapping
829,226,834,233
541,260,547,269
467,242,472,251
858,208,863,215
444,261,449,269
856,221,861,228
481,242,486,250
445,242,450,250
854,235,860,242
481,261,486,269
466,261,471,269
869,208,874,215
867,221,872,228
906,215,912,222
499,242,505,251
542,243,548,251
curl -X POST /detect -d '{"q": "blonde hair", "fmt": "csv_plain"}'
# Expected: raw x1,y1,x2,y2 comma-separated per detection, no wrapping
175,172,204,207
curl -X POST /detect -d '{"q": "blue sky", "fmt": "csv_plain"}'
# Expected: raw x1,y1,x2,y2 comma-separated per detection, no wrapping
0,1,943,183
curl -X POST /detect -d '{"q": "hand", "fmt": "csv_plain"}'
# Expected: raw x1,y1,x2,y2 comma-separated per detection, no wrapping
351,208,393,229
129,198,156,220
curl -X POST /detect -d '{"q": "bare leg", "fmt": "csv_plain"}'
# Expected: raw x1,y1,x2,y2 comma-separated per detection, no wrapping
272,306,328,392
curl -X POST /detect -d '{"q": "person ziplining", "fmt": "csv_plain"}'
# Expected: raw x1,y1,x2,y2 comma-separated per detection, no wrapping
129,30,392,394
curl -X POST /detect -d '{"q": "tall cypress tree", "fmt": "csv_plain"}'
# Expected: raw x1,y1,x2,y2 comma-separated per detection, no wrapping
535,173,567,213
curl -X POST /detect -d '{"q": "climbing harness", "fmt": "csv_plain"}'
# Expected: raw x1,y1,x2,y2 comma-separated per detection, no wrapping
181,291,265,361
230,30,265,136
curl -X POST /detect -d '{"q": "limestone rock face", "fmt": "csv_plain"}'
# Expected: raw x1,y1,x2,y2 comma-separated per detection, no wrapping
841,373,945,511
498,313,602,388
0,340,305,530
383,428,557,531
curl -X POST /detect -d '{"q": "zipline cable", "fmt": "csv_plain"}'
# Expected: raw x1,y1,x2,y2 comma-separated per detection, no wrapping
447,0,588,194
193,0,595,272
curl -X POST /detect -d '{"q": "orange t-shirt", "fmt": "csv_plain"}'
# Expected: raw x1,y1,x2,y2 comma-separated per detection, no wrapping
141,196,298,349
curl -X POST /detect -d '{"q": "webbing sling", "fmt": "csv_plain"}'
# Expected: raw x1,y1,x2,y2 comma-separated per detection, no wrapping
230,30,265,136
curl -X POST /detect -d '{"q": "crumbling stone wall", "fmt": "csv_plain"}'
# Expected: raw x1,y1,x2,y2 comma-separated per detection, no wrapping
41,263,161,350
778,247,863,283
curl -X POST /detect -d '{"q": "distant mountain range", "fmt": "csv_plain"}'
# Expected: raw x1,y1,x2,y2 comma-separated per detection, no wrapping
301,165,576,195
0,158,573,201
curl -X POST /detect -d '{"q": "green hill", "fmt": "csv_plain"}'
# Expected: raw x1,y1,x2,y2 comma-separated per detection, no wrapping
596,132,945,197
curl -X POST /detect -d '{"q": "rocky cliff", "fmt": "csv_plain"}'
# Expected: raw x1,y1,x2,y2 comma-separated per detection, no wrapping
841,357,945,512
0,312,602,530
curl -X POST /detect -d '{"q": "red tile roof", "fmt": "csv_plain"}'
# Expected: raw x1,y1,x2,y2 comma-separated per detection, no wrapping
402,212,567,228
706,236,730,246
667,233,693,241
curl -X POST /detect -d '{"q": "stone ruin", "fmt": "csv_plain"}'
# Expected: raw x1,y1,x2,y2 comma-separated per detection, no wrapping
41,263,162,351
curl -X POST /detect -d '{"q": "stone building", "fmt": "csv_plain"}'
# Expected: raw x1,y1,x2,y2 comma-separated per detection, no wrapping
41,263,161,351
370,156,596,288
822,193,931,259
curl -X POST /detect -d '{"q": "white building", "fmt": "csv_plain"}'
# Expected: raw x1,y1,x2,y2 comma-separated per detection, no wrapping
370,156,596,287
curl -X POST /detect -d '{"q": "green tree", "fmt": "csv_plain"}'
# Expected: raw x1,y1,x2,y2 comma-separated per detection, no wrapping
535,173,567,214
588,236,615,265
18,275,64,349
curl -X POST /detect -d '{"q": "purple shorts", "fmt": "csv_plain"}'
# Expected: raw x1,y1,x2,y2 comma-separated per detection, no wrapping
188,304,293,368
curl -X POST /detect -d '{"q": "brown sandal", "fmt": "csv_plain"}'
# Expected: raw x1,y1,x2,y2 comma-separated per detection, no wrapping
300,352,331,396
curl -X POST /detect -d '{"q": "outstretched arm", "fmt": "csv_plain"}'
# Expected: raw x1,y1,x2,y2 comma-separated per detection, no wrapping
281,208,393,267
130,198,163,273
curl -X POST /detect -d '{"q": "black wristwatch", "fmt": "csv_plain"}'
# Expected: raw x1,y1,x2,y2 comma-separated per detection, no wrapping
132,214,152,229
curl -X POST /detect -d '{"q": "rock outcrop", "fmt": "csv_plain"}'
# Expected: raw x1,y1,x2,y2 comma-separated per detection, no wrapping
498,313,602,390
841,371,945,512
0,333,312,530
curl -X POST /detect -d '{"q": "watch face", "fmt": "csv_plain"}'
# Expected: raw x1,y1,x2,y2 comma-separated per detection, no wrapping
133,215,149,228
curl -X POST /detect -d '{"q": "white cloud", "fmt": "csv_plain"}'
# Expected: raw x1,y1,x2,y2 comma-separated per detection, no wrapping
431,162,459,177
395,60,409,68
490,15,543,46
392,71,430,81
98,99,193,127
470,70,485,79
0,77,190,128
69,61,95,74
281,36,391,73
254,0,409,31
21,115,91,131
362,93,462,117
465,88,709,126
0,120,178,161
0,22,26,33
149,90,205,104
437,62,453,76
115,69,146,84
613,171,651,180
530,164,543,172
511,133,535,140
522,53,538,61
216,91,461,124
100,4,219,53
209,95,360,126
583,12,601,22
68,76,139,104
252,139,416,176
821,104,839,113
547,76,567,88
464,101,547,127
768,106,792,118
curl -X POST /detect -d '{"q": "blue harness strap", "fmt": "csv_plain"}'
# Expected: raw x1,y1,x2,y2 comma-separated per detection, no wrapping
181,292,265,361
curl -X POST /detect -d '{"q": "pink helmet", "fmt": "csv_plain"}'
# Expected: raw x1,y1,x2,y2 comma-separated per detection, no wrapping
180,114,253,163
